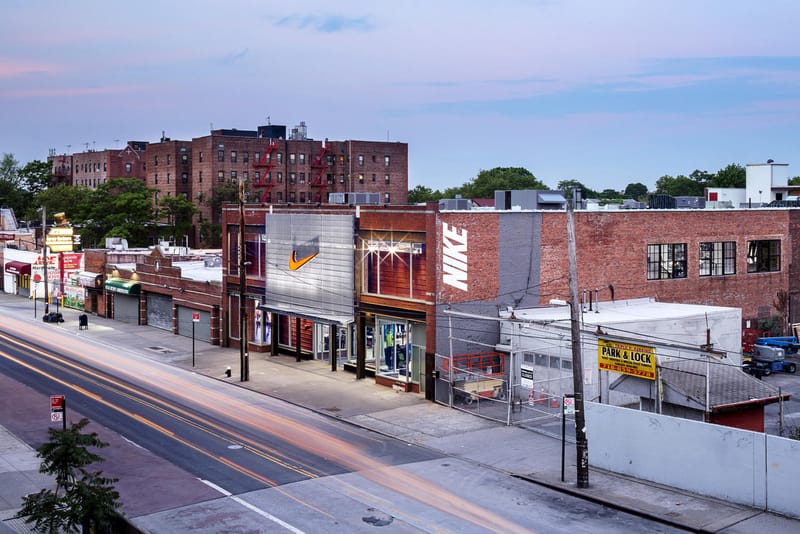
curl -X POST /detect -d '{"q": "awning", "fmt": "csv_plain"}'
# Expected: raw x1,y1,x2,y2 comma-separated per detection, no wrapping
75,271,103,289
257,304,352,326
105,278,141,295
4,261,31,276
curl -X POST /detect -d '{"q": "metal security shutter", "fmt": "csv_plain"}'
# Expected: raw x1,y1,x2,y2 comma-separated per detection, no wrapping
176,306,210,343
147,293,172,331
113,294,139,324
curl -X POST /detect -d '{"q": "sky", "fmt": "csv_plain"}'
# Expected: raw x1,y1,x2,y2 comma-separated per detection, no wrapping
2,0,800,192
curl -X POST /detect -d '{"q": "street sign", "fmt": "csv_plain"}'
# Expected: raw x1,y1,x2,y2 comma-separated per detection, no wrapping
50,395,66,428
192,312,200,323
563,394,575,415
50,395,64,411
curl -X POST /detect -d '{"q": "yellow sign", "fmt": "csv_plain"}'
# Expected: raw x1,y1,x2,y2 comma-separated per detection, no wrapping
46,226,75,253
597,339,656,380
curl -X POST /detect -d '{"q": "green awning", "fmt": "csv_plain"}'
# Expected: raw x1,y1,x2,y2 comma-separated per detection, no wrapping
104,278,141,295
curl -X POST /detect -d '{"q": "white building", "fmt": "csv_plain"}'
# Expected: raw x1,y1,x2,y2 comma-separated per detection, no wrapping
499,298,742,405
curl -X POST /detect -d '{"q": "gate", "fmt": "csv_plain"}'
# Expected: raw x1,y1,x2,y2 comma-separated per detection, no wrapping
435,350,573,431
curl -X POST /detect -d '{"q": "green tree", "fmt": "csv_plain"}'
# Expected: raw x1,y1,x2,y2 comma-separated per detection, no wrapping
557,179,599,199
790,176,800,186
81,178,157,248
19,160,53,195
0,153,30,216
158,194,199,244
19,418,121,534
207,182,240,222
711,163,746,188
408,184,442,203
654,174,704,196
460,167,548,198
34,185,94,221
624,182,648,199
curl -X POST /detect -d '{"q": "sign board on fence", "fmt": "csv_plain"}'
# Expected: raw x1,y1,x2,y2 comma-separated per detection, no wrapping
520,366,534,389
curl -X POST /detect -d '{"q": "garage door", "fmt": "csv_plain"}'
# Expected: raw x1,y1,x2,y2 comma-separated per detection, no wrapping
113,294,139,324
147,293,172,331
177,306,211,343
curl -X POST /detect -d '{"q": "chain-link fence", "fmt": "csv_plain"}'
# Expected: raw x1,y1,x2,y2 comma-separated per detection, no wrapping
435,351,574,431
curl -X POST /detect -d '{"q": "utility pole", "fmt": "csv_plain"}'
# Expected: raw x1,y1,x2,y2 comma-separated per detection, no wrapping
566,201,589,488
42,207,49,315
238,179,249,381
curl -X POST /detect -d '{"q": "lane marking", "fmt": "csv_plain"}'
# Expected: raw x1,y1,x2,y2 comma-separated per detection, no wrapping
200,479,306,534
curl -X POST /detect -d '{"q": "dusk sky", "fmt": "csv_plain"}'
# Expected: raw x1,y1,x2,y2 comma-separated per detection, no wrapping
3,1,800,192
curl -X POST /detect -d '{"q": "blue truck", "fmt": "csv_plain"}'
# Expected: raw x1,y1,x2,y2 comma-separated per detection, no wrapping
742,343,797,377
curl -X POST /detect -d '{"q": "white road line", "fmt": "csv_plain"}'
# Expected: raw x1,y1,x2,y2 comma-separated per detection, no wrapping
200,479,306,534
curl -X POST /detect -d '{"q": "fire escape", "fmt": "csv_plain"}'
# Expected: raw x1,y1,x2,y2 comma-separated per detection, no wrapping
310,145,331,203
252,140,278,202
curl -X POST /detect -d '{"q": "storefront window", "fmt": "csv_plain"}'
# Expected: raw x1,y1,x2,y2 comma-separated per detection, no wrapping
374,318,424,384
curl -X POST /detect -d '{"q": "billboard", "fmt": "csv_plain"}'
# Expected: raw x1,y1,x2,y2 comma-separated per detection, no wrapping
264,213,355,323
598,339,657,380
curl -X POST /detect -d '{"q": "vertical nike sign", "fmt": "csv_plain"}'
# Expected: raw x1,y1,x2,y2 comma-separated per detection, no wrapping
442,222,468,291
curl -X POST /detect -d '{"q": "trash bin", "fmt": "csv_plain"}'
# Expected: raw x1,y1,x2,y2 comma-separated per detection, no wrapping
79,314,88,330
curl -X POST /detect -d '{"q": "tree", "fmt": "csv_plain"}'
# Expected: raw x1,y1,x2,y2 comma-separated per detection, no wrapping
790,176,800,186
0,153,30,216
408,184,442,204
624,182,648,199
461,167,548,198
34,185,94,221
158,194,199,245
19,418,121,534
18,159,53,195
81,178,158,248
654,174,704,196
557,179,599,199
711,163,746,188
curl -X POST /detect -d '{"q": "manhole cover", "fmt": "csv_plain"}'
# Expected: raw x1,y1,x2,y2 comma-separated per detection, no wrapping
362,508,393,527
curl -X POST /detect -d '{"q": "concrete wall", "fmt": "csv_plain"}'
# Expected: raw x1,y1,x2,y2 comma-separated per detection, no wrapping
586,402,800,518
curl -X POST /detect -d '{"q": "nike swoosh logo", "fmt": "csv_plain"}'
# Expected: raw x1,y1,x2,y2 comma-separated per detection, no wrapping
289,251,318,271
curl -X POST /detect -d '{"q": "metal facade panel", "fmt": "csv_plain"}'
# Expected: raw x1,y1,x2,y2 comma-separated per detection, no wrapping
264,213,355,324
113,294,139,324
176,306,211,342
146,293,172,331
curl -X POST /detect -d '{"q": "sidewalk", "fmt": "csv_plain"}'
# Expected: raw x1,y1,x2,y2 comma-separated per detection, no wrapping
1,294,798,533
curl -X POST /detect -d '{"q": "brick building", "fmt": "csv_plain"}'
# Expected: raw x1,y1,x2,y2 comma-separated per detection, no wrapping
147,123,408,247
217,200,794,399
50,142,148,188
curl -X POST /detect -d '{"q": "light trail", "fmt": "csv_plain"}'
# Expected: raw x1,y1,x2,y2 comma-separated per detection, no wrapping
0,318,537,533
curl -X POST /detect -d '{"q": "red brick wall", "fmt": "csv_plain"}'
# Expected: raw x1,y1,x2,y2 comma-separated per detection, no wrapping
540,209,790,325
438,212,500,303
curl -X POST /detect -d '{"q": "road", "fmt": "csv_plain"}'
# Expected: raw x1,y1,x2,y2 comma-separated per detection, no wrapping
0,315,690,533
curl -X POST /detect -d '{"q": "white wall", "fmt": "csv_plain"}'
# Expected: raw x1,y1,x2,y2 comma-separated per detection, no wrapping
746,163,790,205
587,402,799,517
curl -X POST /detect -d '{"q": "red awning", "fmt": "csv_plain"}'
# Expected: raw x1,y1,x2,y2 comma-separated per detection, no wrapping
5,261,31,275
